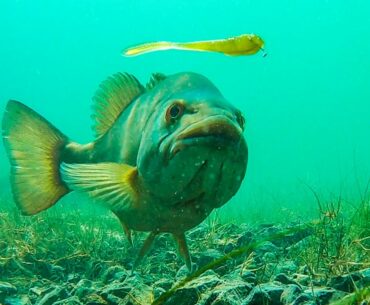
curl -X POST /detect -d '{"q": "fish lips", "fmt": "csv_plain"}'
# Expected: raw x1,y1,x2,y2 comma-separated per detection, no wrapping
170,116,243,158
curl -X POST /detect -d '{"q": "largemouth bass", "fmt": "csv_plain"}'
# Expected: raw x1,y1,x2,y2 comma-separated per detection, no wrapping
123,34,264,57
2,72,248,271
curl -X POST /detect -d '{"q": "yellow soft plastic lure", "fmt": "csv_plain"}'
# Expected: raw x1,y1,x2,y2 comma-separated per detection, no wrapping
123,34,265,57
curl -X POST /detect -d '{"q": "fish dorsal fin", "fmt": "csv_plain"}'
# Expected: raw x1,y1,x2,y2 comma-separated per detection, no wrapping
92,72,145,137
146,73,167,90
60,162,139,212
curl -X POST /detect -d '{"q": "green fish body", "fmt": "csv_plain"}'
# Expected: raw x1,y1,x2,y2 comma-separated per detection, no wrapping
2,72,248,270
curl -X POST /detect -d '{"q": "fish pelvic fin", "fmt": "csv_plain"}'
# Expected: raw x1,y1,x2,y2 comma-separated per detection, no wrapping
92,72,145,137
173,233,193,272
2,100,69,215
132,231,158,272
60,162,139,212
123,41,179,57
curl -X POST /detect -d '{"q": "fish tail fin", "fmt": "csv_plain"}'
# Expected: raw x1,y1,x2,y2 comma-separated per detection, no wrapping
2,100,69,215
123,41,180,57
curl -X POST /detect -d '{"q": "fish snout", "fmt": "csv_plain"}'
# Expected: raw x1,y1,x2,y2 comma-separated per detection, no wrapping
178,117,242,141
170,116,244,158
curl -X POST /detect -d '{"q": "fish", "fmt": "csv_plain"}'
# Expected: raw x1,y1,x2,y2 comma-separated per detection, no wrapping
2,72,248,271
123,33,264,57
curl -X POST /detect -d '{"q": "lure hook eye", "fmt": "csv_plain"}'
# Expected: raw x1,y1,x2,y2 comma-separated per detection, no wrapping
261,48,268,57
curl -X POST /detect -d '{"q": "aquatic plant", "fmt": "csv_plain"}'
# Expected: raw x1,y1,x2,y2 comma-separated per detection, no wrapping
0,190,368,304
288,183,370,279
328,286,370,305
151,222,313,304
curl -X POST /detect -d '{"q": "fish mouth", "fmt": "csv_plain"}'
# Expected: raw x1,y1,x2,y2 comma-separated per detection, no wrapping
170,116,242,158
178,116,241,141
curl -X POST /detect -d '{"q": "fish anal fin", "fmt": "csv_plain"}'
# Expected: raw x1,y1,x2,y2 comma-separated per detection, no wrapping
60,162,139,212
92,73,145,137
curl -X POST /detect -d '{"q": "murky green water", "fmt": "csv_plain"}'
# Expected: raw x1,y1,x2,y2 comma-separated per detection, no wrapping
0,4,370,303
1,1,369,223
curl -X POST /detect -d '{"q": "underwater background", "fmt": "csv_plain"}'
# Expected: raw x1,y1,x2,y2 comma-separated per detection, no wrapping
0,1,370,305
0,0,369,222
1,0,369,223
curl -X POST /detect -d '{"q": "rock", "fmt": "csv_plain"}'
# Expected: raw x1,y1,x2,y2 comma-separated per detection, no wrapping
223,241,237,254
293,273,311,286
274,273,299,285
164,287,198,305
107,274,152,305
182,273,221,294
236,231,254,247
299,288,347,305
203,279,252,305
100,265,128,283
166,272,222,305
53,296,82,305
242,283,284,305
358,268,370,288
239,270,257,285
4,295,31,305
254,241,280,256
67,273,81,284
29,286,50,297
154,278,173,291
188,225,208,239
153,287,166,300
175,263,198,280
102,293,122,305
290,293,312,305
263,251,277,261
100,282,130,299
84,293,108,305
195,249,224,267
360,268,370,278
280,284,302,304
0,282,17,298
271,225,313,248
314,288,347,304
222,223,242,236
36,286,68,305
163,250,177,261
72,279,95,299
122,283,153,304
48,264,66,281
327,273,361,292
275,260,298,274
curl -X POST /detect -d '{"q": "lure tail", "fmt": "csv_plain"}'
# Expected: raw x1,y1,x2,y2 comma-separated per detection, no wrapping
123,41,181,57
2,100,69,215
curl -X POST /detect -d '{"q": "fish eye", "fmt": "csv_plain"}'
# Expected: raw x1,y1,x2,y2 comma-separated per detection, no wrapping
166,102,184,123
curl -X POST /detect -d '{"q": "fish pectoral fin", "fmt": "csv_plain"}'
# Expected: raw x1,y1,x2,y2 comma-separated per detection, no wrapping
60,162,139,211
173,233,192,272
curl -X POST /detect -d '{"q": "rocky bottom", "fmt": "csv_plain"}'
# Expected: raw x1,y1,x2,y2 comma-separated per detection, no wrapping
0,219,369,305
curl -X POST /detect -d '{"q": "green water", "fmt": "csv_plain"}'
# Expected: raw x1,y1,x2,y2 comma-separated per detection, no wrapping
0,0,369,222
